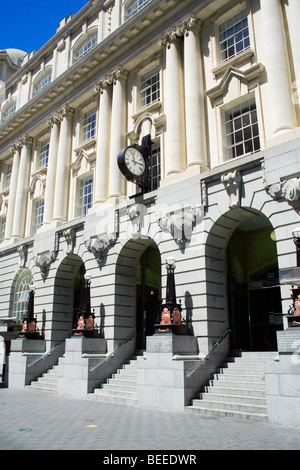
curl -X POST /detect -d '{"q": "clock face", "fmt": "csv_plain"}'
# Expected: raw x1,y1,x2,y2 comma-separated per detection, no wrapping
124,147,146,176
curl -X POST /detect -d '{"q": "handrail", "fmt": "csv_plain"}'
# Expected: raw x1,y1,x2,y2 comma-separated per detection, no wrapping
185,329,230,378
27,342,64,368
89,332,137,373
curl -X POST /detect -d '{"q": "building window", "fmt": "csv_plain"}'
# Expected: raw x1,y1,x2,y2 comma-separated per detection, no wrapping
127,0,151,19
33,199,44,233
82,108,97,143
0,217,6,242
12,269,33,322
150,141,161,190
1,101,16,123
4,161,13,189
225,98,260,160
39,138,49,168
33,70,52,97
219,9,250,63
140,65,160,109
78,176,93,216
73,31,98,64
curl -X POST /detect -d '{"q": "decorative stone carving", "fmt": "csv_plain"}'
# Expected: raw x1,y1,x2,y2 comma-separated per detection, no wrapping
18,245,28,268
35,251,56,278
157,206,202,248
221,170,242,209
267,178,300,202
35,233,59,279
63,228,75,254
86,234,116,267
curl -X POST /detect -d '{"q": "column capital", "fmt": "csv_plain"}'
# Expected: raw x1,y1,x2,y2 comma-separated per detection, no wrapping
58,104,75,120
94,77,113,94
47,113,61,128
111,67,128,84
159,16,201,48
181,16,202,36
16,135,34,149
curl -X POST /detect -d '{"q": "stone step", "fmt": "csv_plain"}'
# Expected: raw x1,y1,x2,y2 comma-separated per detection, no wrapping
91,354,139,405
203,385,266,398
26,365,58,393
199,392,266,406
186,351,274,422
186,405,268,422
192,398,267,414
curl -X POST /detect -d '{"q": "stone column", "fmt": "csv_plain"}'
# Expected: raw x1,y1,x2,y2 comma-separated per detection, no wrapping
43,115,60,225
159,32,186,176
11,136,33,240
108,68,128,200
4,143,21,240
94,79,112,204
287,0,300,113
261,0,296,136
52,105,74,224
182,17,208,172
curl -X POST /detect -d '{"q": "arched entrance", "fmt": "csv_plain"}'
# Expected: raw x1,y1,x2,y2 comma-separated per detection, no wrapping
136,244,161,350
52,254,85,343
227,214,283,351
115,238,161,350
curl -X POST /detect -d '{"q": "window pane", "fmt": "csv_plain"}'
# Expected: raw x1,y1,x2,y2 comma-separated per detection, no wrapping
79,176,93,216
82,108,97,142
224,98,260,160
13,270,33,322
33,199,44,233
219,9,250,63
39,139,49,168
140,65,160,109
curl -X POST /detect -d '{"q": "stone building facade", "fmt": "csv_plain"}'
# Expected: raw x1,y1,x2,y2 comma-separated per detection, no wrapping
0,0,300,426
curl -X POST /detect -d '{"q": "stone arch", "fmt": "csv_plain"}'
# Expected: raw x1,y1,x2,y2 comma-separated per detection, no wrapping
205,207,281,352
114,237,161,350
51,254,85,343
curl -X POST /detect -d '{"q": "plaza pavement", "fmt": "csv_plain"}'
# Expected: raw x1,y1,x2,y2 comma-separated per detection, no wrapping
0,388,299,453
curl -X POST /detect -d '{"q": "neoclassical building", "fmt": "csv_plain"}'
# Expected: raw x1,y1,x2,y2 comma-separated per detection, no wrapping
0,0,300,426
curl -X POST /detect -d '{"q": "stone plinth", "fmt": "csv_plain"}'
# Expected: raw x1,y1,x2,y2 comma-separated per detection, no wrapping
8,338,46,388
265,328,300,428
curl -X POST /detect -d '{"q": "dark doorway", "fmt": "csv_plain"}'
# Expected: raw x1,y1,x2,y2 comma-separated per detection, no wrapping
73,263,86,328
227,215,283,351
136,244,161,350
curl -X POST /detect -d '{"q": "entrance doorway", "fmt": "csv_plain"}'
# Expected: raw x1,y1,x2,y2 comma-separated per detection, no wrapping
136,244,161,350
227,215,283,351
52,255,85,343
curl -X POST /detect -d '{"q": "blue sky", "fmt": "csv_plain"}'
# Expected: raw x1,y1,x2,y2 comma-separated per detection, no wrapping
0,0,88,53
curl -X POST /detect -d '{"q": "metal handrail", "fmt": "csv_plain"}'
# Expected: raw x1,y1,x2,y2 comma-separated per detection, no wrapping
27,342,64,368
89,332,137,373
185,329,231,378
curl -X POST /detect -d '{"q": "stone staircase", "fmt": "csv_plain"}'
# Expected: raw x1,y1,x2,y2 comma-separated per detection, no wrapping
90,355,139,405
186,351,276,422
25,364,58,394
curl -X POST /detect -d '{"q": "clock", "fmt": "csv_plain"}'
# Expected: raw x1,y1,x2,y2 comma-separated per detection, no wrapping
117,145,147,182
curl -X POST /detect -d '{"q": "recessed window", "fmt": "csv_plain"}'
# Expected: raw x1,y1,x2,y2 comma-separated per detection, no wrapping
73,31,98,64
78,176,93,216
4,161,13,189
33,70,52,97
219,9,250,63
140,65,160,109
82,108,97,143
39,138,49,168
150,141,161,191
225,98,260,160
127,0,151,19
12,269,33,322
1,101,16,123
33,199,44,233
